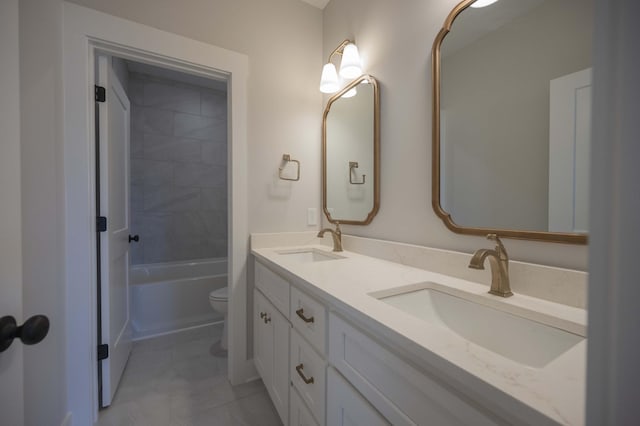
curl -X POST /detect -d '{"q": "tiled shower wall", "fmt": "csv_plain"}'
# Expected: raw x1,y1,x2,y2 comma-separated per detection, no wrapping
129,72,227,265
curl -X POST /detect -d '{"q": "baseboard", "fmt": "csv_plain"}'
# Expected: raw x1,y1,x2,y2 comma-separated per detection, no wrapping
131,320,224,342
242,358,259,383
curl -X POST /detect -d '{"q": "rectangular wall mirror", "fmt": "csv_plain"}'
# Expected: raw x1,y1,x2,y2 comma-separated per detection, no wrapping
432,0,592,243
323,75,380,225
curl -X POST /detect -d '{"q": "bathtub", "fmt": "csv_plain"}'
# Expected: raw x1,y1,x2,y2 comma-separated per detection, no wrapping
130,258,227,340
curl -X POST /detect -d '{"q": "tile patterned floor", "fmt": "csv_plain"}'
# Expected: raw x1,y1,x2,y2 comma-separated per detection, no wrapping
97,325,282,426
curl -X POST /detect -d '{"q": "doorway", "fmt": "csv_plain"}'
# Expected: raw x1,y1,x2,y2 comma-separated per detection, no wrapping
63,4,252,424
95,54,232,412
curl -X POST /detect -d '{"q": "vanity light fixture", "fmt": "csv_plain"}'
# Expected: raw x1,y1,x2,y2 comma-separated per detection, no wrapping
319,39,363,94
470,0,499,8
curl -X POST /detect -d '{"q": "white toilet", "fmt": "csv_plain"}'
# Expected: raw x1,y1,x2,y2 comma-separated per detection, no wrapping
209,287,228,350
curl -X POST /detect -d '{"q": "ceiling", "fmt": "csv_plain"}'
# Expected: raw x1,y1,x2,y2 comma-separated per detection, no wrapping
300,0,330,9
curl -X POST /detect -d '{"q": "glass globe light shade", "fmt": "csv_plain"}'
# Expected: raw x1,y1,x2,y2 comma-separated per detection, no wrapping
339,43,362,79
320,63,340,93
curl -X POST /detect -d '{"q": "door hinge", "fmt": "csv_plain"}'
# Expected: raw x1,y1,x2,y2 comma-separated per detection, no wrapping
95,85,106,102
96,216,107,233
97,344,109,361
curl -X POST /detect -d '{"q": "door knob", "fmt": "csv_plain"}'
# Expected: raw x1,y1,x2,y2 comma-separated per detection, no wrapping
128,234,139,243
0,315,50,352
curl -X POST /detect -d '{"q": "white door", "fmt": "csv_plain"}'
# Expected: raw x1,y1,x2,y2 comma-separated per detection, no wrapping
97,54,133,407
548,68,592,233
0,1,24,423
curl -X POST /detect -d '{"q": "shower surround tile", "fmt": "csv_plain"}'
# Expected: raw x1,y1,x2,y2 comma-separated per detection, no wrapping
130,72,227,265
132,159,173,187
143,134,202,163
143,107,174,136
174,113,219,141
143,186,201,213
202,142,227,166
144,81,201,115
173,163,226,188
201,90,227,118
201,187,227,210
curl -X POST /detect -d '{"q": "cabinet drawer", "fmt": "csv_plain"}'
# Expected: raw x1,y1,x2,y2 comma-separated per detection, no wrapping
290,387,319,426
255,260,290,318
290,328,326,426
327,367,390,426
329,313,500,426
290,286,326,354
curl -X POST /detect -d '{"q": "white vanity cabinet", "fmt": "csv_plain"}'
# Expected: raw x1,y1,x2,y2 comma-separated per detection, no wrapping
253,288,290,424
290,384,320,426
328,313,501,426
254,255,511,426
290,328,326,425
254,259,329,426
326,367,390,426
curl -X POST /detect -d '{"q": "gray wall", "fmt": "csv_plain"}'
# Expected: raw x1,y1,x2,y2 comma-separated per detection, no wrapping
129,72,228,264
323,0,589,270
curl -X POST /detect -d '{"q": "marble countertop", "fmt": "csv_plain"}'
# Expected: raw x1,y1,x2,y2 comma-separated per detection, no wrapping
252,244,587,426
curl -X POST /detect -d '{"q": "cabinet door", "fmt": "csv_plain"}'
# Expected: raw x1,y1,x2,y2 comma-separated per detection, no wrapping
270,303,290,424
290,387,319,426
327,367,390,426
254,290,273,388
254,288,290,425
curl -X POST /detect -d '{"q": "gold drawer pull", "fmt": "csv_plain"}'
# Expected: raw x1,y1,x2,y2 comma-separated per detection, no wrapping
295,308,314,323
295,363,314,384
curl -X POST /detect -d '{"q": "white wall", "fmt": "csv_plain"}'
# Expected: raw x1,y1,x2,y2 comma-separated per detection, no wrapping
323,0,588,271
68,0,324,233
19,0,68,424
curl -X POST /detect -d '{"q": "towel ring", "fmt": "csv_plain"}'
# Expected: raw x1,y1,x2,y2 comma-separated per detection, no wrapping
349,161,365,185
279,154,300,181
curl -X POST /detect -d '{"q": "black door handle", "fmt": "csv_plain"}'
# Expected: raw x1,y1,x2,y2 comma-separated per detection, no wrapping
128,234,139,243
0,315,50,352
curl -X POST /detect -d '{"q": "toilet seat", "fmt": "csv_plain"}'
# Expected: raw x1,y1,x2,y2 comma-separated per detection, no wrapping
209,287,228,301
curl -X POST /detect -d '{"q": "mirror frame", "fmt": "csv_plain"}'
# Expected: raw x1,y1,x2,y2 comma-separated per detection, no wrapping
431,0,588,244
323,74,380,225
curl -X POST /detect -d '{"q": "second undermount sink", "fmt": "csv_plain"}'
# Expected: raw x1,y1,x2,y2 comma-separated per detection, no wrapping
275,248,345,263
373,283,584,368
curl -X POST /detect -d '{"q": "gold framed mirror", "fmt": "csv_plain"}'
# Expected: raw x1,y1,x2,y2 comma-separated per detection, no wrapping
432,0,591,244
323,74,380,225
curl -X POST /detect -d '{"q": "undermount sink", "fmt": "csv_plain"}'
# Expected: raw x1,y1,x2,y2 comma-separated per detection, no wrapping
373,283,584,368
275,248,345,263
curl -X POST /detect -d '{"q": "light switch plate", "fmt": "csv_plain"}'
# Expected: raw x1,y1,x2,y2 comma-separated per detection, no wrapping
307,208,317,226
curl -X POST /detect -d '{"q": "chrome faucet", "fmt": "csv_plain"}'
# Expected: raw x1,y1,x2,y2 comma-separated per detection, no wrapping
468,234,513,297
317,222,343,252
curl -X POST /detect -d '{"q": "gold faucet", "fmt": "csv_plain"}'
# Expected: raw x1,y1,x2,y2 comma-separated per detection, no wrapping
468,234,513,297
318,222,343,252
